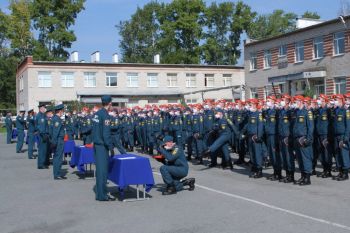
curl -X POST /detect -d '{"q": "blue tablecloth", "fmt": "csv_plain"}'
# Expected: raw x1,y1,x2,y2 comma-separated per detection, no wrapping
70,145,95,172
64,140,75,154
12,128,17,139
108,154,155,192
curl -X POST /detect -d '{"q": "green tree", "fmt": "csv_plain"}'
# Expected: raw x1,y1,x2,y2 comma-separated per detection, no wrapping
117,1,162,63
247,9,297,40
30,0,85,61
0,9,9,56
302,11,320,19
7,0,34,59
158,0,205,64
202,1,254,65
0,55,17,109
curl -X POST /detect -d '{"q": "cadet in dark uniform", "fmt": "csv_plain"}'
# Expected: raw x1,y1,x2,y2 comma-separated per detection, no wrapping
51,104,67,180
110,109,126,154
36,104,49,169
81,108,93,145
5,112,13,144
16,110,26,153
265,96,282,181
92,95,115,201
315,95,333,178
241,99,264,178
293,96,314,185
27,109,36,159
332,94,350,181
158,135,195,195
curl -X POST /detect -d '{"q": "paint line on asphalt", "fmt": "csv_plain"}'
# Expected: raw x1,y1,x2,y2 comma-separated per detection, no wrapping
153,172,350,231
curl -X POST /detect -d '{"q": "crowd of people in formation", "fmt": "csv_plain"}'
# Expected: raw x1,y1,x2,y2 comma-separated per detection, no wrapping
5,93,350,186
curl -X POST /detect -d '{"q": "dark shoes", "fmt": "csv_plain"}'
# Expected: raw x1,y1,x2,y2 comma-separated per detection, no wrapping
193,158,203,165
54,176,67,180
38,166,49,169
182,178,195,191
162,186,177,195
201,149,211,158
299,174,311,186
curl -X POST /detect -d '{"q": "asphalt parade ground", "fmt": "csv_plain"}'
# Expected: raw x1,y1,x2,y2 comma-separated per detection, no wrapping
1,133,350,233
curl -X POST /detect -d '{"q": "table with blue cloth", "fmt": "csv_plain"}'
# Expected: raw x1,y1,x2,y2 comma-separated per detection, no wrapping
12,128,17,139
69,145,95,174
108,154,155,201
64,140,75,154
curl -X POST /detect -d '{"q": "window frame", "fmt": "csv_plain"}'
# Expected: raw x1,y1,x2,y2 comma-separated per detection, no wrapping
263,50,272,69
279,45,287,57
167,73,178,87
334,31,345,56
127,72,139,88
38,71,52,88
61,72,75,88
223,74,232,87
295,41,305,63
186,73,197,88
335,77,346,94
313,36,324,59
84,72,96,88
249,52,257,71
147,73,158,88
204,74,215,88
105,72,118,87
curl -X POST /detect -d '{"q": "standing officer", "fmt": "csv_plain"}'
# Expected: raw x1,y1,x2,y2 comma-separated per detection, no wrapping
183,108,193,161
265,96,282,181
278,95,295,183
241,99,264,178
81,108,93,145
332,94,350,181
110,109,126,154
293,96,314,185
64,111,75,140
315,94,333,178
192,105,205,165
27,109,36,159
36,104,49,169
92,95,115,201
16,110,26,153
5,112,13,144
158,135,195,195
51,104,67,180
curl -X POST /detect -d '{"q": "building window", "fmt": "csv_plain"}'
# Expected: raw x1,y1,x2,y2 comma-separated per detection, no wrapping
313,36,324,59
186,73,196,88
84,72,96,87
167,73,178,87
278,83,286,94
250,53,257,70
106,72,118,87
335,77,346,94
314,80,325,95
204,74,214,87
38,71,52,88
223,74,232,87
19,75,24,91
61,72,74,88
264,50,272,68
147,73,158,87
186,99,197,104
279,45,287,57
264,85,272,98
127,72,138,87
250,88,258,99
295,41,304,62
334,32,345,55
296,80,306,92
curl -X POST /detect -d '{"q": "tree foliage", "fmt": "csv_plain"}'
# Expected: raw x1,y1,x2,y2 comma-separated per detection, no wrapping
302,11,320,19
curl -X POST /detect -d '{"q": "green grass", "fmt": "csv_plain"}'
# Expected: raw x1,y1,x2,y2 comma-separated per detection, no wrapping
0,127,6,133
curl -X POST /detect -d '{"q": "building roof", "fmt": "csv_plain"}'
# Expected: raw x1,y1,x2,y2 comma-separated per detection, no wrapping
245,15,350,47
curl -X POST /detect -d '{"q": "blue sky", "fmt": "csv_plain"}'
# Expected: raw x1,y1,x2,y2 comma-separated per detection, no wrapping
0,0,346,65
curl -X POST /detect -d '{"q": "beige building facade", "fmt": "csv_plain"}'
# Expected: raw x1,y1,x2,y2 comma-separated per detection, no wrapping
16,56,244,111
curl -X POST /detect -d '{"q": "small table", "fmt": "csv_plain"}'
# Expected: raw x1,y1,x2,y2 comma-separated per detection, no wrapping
70,145,95,174
64,140,75,154
108,154,155,202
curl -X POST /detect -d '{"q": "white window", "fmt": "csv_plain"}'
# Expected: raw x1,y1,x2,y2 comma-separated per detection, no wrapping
19,75,24,91
167,73,178,87
313,36,324,59
127,73,138,87
61,72,74,87
250,52,257,70
295,41,304,62
279,45,287,57
334,32,345,55
84,72,96,87
264,85,272,98
223,74,232,87
264,50,272,68
38,71,52,88
250,88,258,99
205,74,214,87
335,77,346,94
186,73,196,88
106,72,118,87
147,73,158,87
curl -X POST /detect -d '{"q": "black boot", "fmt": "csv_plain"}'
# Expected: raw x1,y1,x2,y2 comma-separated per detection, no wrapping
182,178,195,191
337,169,349,181
187,154,192,161
253,168,263,179
162,186,177,195
299,173,311,185
222,159,233,170
281,171,289,182
333,168,343,180
285,171,295,183
267,170,276,180
295,172,305,185
202,149,211,158
249,167,257,178
193,157,203,165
